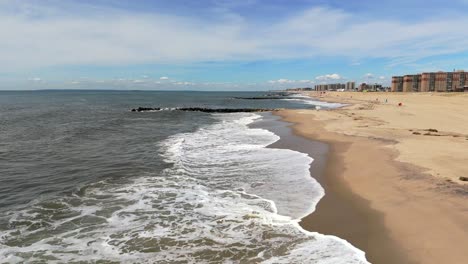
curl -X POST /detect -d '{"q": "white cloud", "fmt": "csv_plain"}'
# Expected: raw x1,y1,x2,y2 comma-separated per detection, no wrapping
160,76,169,80
28,77,42,82
363,74,389,85
364,73,374,79
1,2,468,72
267,79,315,88
276,79,293,84
315,74,343,81
174,82,194,85
268,79,314,84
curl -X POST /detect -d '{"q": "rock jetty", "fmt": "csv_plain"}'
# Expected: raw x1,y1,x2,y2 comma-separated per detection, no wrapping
131,107,277,113
233,96,292,100
132,107,161,112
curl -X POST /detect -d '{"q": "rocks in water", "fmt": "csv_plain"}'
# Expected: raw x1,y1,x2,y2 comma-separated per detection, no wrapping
131,107,161,112
131,107,277,113
178,107,275,113
233,97,291,100
233,92,295,100
459,177,468,182
233,92,294,100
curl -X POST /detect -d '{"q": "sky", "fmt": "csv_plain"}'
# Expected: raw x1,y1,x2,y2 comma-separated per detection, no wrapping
1,0,468,90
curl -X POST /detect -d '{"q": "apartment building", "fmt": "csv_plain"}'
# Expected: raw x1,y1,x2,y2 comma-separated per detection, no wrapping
391,76,404,92
346,81,356,90
403,75,421,92
315,81,385,92
314,83,345,91
392,71,468,92
315,84,328,91
359,83,385,92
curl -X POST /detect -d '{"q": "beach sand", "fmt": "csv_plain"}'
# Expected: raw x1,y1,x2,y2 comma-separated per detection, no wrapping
306,91,468,183
276,92,468,264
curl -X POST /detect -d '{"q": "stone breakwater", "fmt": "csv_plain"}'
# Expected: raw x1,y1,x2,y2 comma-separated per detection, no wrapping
131,107,278,113
233,96,293,100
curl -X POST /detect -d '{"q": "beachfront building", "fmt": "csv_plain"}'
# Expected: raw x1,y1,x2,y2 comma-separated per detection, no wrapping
403,75,421,92
358,83,368,91
314,83,346,91
359,83,386,92
369,83,384,91
420,72,436,92
315,81,384,92
391,76,404,92
314,84,328,91
331,83,345,91
392,70,468,92
346,81,356,91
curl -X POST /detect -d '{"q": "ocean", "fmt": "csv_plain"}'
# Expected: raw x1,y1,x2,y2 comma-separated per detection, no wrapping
0,90,367,263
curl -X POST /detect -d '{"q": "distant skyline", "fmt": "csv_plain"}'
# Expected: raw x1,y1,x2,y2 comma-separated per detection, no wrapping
1,0,468,90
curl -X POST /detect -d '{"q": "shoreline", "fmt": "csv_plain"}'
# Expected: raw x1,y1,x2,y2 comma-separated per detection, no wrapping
261,112,410,264
273,110,410,264
273,93,468,264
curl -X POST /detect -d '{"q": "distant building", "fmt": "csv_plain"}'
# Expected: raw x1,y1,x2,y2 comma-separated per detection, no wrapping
358,83,383,92
358,83,367,91
368,83,383,91
314,83,346,91
314,81,384,92
392,70,468,92
346,81,356,91
315,84,324,91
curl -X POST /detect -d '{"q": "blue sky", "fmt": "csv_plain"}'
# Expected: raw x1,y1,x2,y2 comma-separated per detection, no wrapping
1,0,468,90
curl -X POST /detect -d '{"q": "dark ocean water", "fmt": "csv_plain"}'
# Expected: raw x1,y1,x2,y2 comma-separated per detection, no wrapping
0,90,366,263
0,91,304,208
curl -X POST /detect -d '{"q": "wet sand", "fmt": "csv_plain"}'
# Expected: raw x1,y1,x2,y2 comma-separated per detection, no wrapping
274,108,468,264
259,113,410,264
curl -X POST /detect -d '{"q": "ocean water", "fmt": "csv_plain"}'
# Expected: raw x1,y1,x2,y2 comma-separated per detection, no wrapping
0,91,366,263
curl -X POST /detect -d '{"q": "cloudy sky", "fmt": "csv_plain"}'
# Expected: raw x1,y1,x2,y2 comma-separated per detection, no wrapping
1,0,468,90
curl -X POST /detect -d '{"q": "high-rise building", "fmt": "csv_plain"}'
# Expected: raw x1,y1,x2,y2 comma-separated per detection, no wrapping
391,76,404,92
392,71,468,92
420,72,436,92
346,81,356,90
403,75,421,92
315,84,328,91
314,83,346,91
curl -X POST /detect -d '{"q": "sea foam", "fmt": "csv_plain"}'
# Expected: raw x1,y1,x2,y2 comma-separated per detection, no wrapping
0,112,368,263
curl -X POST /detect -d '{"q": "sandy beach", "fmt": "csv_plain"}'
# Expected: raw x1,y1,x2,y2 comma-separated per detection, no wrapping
276,92,468,264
